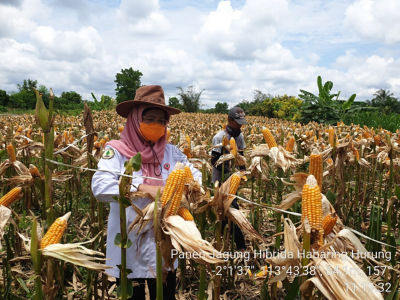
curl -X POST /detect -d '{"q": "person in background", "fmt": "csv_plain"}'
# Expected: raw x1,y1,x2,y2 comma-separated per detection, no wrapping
92,85,201,300
210,106,247,250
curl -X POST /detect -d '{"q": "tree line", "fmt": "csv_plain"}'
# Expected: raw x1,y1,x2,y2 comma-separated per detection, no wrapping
1,70,399,128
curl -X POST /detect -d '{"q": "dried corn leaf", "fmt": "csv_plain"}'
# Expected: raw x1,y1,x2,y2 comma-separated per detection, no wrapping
163,215,224,264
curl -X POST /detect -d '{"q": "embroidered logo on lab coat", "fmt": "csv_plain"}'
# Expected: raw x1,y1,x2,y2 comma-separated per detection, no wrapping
102,148,115,159
164,163,170,170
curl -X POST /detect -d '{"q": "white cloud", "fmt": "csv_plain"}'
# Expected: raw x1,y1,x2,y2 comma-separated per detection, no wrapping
0,0,399,108
197,0,288,59
30,26,103,62
345,0,400,44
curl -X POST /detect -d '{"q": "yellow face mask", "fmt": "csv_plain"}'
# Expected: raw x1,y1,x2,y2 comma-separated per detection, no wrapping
139,122,166,142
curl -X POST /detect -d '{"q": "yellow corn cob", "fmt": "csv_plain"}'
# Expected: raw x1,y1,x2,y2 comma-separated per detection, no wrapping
328,127,335,147
6,143,16,162
0,187,23,207
353,148,360,161
285,136,295,152
255,265,269,278
183,135,192,158
322,213,338,236
309,152,323,190
229,137,237,157
222,135,229,147
177,207,194,221
184,165,194,183
165,169,185,217
262,128,277,148
40,212,71,249
26,128,32,139
229,173,241,195
161,170,179,206
29,164,41,178
301,175,323,246
99,138,107,148
373,135,381,146
362,131,371,139
166,128,171,142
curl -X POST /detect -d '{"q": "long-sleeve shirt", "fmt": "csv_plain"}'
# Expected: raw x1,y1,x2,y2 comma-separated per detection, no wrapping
91,144,201,278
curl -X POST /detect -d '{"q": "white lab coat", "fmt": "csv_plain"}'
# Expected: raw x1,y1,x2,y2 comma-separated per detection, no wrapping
91,144,201,278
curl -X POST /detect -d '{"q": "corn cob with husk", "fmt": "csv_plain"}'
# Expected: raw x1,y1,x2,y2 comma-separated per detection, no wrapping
309,150,323,190
40,212,71,249
262,127,277,148
0,187,23,207
301,175,323,246
322,213,337,236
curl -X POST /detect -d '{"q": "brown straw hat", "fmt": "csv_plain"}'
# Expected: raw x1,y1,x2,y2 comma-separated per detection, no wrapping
116,85,181,118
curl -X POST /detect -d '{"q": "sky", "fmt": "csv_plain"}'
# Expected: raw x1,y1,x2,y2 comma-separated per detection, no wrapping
0,0,399,108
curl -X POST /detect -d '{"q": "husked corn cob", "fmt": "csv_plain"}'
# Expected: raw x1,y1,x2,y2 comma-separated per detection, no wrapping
166,128,171,142
322,213,338,236
40,212,71,249
229,173,241,196
165,169,185,217
177,207,194,221
161,169,180,206
26,128,32,139
184,165,194,184
262,128,277,148
29,164,41,178
183,135,192,158
222,135,229,147
6,143,16,163
301,175,323,245
328,127,335,147
373,135,381,146
0,187,23,207
285,136,295,152
309,151,323,190
230,137,237,157
353,148,360,161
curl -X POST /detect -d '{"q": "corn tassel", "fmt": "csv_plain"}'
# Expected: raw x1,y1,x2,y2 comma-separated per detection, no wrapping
309,151,323,190
40,212,71,249
229,137,237,157
177,207,194,221
6,143,16,162
0,187,23,207
262,127,277,148
285,136,295,152
322,213,338,236
301,175,323,246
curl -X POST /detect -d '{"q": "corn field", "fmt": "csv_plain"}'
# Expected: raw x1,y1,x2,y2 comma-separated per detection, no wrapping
0,92,399,299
